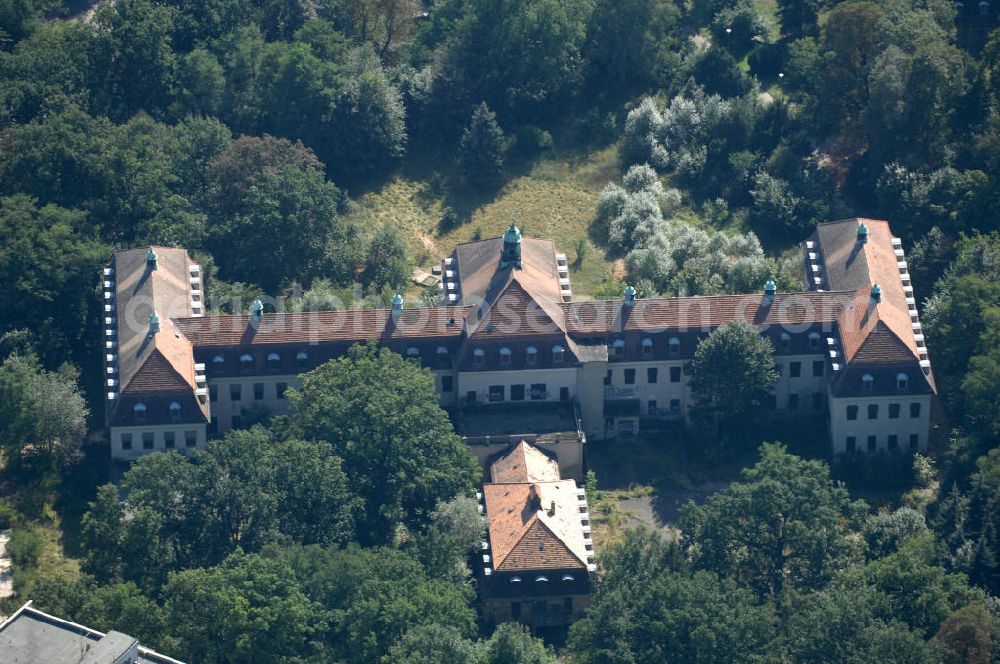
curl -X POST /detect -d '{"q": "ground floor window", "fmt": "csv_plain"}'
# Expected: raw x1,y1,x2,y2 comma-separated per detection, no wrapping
142,432,154,449
121,433,132,450
530,383,546,400
617,419,635,439
185,430,198,448
441,376,453,392
165,431,175,449
867,435,877,452
511,384,525,401
489,385,505,402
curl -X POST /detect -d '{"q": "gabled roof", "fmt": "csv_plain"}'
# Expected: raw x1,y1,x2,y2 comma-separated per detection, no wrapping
490,441,561,483
454,236,566,337
172,307,471,347
563,290,854,335
483,480,588,572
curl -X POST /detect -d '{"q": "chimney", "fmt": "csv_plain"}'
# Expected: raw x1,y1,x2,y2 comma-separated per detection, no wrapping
623,284,637,308
146,248,158,271
857,222,869,245
763,280,776,304
870,283,881,304
148,313,160,336
251,298,264,321
548,500,556,516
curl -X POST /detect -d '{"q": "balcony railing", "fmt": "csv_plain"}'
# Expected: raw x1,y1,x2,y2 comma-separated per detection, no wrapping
604,386,636,400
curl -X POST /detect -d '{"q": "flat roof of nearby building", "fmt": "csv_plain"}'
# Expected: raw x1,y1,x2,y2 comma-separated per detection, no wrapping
455,402,581,440
0,602,184,664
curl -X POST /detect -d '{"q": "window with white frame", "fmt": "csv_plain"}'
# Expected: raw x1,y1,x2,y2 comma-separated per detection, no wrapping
896,372,909,391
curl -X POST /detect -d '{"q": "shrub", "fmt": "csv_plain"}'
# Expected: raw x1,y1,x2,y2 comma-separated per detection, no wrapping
7,526,44,569
0,500,16,529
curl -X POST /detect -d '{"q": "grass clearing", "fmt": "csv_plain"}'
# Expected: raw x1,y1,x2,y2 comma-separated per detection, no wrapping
353,144,622,298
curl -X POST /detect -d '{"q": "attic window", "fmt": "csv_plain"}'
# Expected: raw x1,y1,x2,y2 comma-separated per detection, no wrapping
510,576,522,583
641,337,653,356
612,339,625,356
499,347,512,366
406,347,420,358
169,401,181,422
240,353,253,368
526,346,538,365
267,352,280,368
808,332,821,350
896,372,909,391
862,374,874,392
134,403,147,423
552,345,565,363
296,351,308,368
212,355,224,364
561,574,575,582
535,575,549,583
780,332,791,351
473,348,485,367
668,337,680,356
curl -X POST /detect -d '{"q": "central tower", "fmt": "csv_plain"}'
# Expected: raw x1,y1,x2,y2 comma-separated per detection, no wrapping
500,222,522,269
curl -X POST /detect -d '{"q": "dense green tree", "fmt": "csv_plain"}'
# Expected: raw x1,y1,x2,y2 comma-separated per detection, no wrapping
681,444,867,598
583,0,680,94
382,624,480,664
80,484,124,584
0,195,105,366
362,225,410,293
173,48,225,117
568,529,779,664
207,133,323,212
0,353,88,472
277,543,477,664
689,320,779,440
452,0,594,120
207,164,356,291
162,551,322,663
931,602,993,664
458,102,506,189
480,622,555,664
289,344,480,543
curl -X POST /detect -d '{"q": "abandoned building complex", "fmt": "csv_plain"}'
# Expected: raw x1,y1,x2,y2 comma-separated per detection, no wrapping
101,217,934,463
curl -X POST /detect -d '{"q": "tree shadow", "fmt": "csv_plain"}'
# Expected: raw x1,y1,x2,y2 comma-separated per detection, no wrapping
57,439,111,558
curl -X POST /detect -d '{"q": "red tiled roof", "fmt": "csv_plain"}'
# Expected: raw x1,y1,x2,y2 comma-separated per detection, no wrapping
484,480,588,573
172,307,471,347
563,291,854,335
490,441,561,483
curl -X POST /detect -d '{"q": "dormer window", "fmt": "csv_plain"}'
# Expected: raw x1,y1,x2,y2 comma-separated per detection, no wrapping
862,374,874,392
526,346,538,365
169,401,181,422
641,337,653,356
499,347,512,366
212,354,224,365
780,332,791,351
473,348,485,367
134,402,147,423
561,574,575,582
896,372,909,391
535,575,549,583
296,351,308,369
668,337,680,356
552,345,565,363
240,353,253,369
612,339,626,357
267,352,281,369
406,347,420,360
510,576,522,583
808,332,820,350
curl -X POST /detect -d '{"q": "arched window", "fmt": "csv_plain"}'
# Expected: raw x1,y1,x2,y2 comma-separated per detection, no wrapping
780,332,791,351
473,348,485,367
134,402,147,423
612,338,626,356
668,337,680,356
212,354,224,365
896,372,909,391
240,353,253,366
862,373,874,392
534,575,549,583
296,351,308,369
808,332,821,350
499,347,512,366
526,346,538,365
641,337,653,356
561,574,575,582
552,345,565,363
510,576,522,583
406,347,420,359
267,352,280,368
169,401,181,422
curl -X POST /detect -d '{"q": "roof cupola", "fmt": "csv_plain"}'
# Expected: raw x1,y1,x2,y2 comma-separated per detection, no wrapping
763,280,776,303
623,284,637,308
500,223,522,269
857,222,869,244
251,298,264,321
148,313,160,336
146,248,158,270
870,283,882,304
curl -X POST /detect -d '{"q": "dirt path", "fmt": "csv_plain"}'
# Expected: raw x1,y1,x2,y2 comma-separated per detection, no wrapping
0,529,12,607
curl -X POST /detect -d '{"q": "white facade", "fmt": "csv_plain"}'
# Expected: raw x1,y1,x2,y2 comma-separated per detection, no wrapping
111,423,206,461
